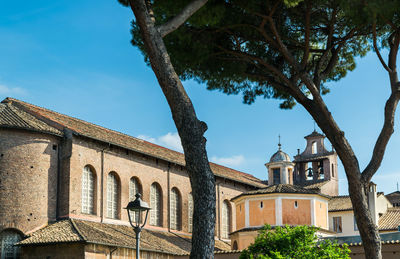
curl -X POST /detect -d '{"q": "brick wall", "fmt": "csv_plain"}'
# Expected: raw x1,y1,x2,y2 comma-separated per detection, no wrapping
64,135,251,237
0,129,60,234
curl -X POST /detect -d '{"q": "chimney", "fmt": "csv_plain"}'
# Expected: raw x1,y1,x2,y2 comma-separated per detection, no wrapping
368,182,378,225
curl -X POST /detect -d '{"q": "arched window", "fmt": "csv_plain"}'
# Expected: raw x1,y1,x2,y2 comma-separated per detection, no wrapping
312,141,317,154
188,193,193,233
107,172,119,219
129,177,142,223
221,200,231,239
150,183,162,226
0,230,21,259
232,240,238,250
170,188,181,230
81,165,95,214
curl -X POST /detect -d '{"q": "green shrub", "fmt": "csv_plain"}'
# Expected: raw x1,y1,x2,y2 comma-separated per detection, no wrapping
240,225,350,259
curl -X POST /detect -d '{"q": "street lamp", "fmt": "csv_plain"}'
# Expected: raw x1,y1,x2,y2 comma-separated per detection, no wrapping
125,193,151,259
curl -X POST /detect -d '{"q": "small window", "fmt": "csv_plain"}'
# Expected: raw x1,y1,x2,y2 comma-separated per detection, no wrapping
232,241,238,250
260,201,263,208
294,201,298,208
333,217,342,233
273,168,281,184
312,141,317,154
332,164,335,177
354,216,358,231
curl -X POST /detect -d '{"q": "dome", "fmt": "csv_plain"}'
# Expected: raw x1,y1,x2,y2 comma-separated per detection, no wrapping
269,149,291,163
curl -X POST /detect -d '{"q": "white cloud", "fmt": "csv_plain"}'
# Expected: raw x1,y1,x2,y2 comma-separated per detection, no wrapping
211,155,245,167
137,132,183,152
0,84,27,96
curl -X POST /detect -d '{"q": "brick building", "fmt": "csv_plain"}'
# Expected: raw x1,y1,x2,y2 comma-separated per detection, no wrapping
0,97,266,258
2,97,400,258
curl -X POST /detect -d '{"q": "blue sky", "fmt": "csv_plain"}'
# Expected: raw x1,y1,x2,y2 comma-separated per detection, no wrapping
0,0,398,195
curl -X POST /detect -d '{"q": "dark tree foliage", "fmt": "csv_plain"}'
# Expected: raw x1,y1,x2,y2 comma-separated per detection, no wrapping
240,225,350,259
131,0,368,108
127,0,400,258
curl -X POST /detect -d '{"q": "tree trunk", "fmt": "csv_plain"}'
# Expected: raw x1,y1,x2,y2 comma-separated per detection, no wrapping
128,0,216,258
301,98,383,259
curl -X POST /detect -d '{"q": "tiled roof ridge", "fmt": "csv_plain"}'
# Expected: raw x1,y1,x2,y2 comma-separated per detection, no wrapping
209,161,259,180
3,98,263,186
330,195,350,199
4,97,151,141
70,218,88,241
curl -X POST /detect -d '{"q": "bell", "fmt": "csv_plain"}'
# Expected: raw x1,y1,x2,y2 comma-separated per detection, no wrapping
306,168,313,178
318,161,324,175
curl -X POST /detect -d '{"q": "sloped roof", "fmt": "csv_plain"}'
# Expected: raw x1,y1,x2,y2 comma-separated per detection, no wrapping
386,191,400,205
231,184,327,201
269,150,291,163
301,180,330,190
1,97,265,188
0,102,61,135
379,208,400,231
18,219,231,255
328,196,352,212
328,193,386,212
305,131,324,138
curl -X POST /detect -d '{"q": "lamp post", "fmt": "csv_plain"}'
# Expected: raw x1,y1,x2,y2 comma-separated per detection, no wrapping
125,193,151,259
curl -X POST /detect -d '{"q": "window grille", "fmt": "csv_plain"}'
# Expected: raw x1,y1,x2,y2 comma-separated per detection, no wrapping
221,200,231,239
150,183,162,226
107,172,119,219
188,193,193,233
273,168,281,184
129,177,142,223
170,188,181,230
0,230,21,259
81,166,95,214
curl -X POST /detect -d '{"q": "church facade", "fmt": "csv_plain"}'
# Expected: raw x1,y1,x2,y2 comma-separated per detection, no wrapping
1,97,400,258
0,97,265,258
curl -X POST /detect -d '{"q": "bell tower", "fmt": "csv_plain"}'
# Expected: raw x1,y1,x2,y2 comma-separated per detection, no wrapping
265,139,295,186
293,131,338,196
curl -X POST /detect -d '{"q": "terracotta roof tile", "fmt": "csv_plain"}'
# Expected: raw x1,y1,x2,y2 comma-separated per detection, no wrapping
18,219,231,255
232,184,327,201
379,208,400,231
0,103,61,135
328,196,352,212
17,220,82,245
386,191,400,206
1,97,265,188
301,180,330,190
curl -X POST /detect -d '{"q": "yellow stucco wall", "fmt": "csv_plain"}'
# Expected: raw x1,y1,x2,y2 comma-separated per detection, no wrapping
249,199,276,226
282,199,311,225
315,200,328,229
236,202,245,230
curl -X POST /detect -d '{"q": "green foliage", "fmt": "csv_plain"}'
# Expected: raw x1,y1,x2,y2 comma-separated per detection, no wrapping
129,0,371,108
240,225,350,259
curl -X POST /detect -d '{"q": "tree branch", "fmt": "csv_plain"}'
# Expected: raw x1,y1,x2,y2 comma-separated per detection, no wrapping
361,91,400,183
157,0,208,37
362,33,400,183
372,19,392,73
